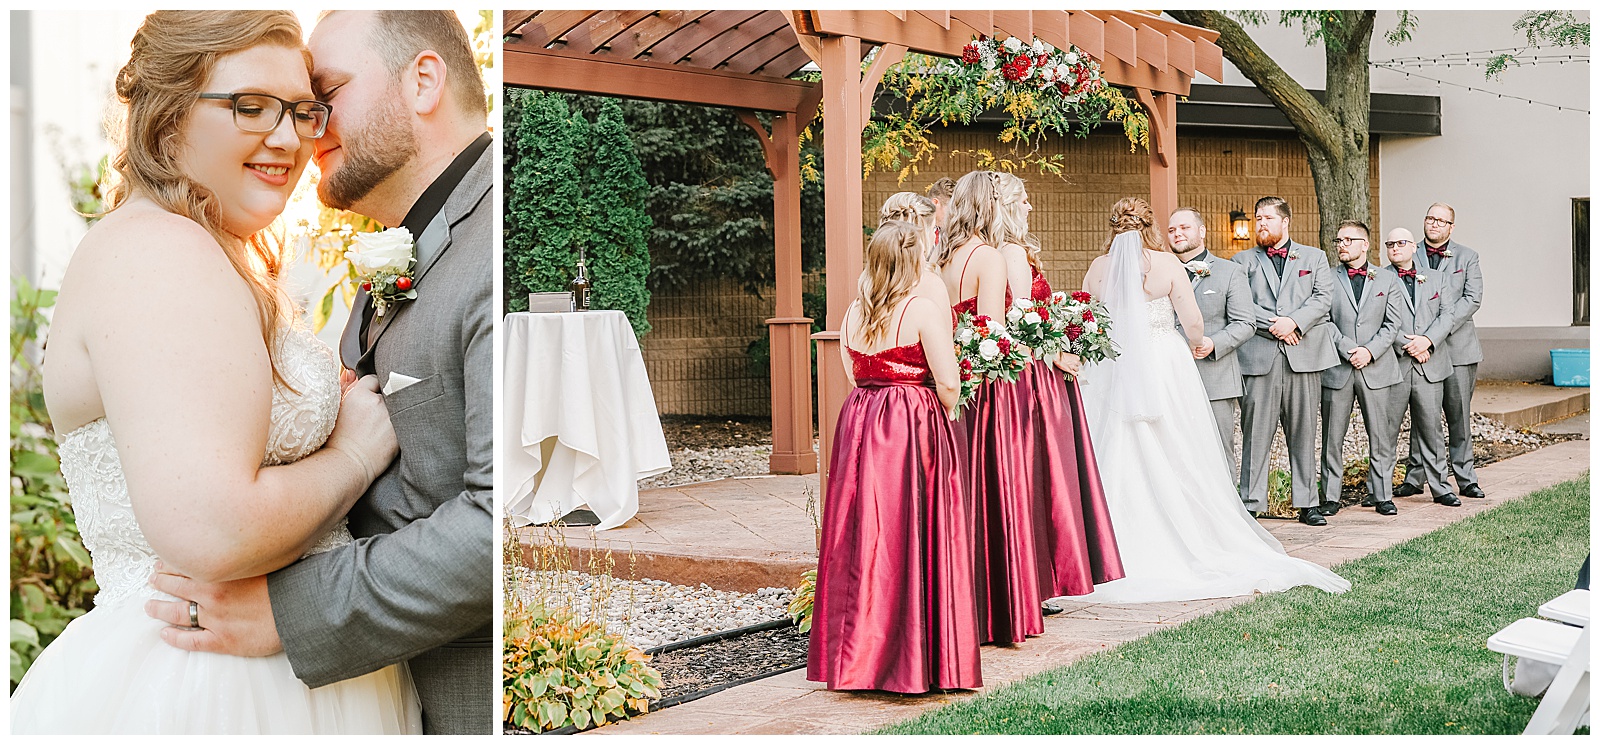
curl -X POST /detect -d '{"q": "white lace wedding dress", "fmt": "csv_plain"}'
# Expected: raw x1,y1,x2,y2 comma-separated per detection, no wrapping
10,326,421,734
1074,235,1350,603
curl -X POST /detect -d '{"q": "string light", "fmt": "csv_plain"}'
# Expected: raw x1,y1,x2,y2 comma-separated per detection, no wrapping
1372,62,1588,113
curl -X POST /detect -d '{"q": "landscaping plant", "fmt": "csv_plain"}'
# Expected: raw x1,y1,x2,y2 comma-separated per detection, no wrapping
788,569,816,634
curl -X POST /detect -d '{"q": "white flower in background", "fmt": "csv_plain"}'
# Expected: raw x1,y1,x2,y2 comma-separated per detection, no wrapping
1056,63,1072,79
1024,311,1042,325
956,327,975,344
1051,291,1067,304
1031,39,1049,55
1015,298,1034,310
986,319,1007,335
344,227,414,275
1084,320,1099,333
979,339,1001,359
1064,51,1079,66
1003,36,1023,53
1007,306,1024,323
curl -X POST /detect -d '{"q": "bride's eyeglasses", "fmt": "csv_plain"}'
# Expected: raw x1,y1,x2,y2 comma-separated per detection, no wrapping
197,92,333,139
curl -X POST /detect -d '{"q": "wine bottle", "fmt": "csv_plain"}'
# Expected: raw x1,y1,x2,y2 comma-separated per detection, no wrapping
569,248,591,312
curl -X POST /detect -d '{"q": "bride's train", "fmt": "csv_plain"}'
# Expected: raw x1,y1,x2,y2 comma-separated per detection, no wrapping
1074,296,1350,603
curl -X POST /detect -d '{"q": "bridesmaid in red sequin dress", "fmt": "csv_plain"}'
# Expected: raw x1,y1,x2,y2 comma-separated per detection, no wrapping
988,172,1125,601
806,220,981,693
933,171,1041,645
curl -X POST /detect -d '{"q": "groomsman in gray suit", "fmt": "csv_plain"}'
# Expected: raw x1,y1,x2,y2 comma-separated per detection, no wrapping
1234,197,1340,526
1168,208,1255,482
1382,227,1461,507
1397,203,1486,500
1320,221,1406,517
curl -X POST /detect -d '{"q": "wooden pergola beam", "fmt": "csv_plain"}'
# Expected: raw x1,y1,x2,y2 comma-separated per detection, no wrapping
503,46,818,113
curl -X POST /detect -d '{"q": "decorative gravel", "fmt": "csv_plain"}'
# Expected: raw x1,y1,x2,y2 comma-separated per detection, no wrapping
514,568,794,650
639,444,773,490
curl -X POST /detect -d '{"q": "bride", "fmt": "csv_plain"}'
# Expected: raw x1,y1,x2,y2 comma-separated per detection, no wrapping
1075,198,1349,603
10,11,420,733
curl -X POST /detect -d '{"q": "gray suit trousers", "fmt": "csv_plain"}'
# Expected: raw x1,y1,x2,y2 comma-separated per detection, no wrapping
1240,355,1320,511
1211,397,1240,486
1396,367,1455,498
412,644,492,735
1405,362,1478,489
1321,379,1399,505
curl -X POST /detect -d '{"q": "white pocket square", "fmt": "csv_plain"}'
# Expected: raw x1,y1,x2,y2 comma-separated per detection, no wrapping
383,372,422,395
1204,289,1217,294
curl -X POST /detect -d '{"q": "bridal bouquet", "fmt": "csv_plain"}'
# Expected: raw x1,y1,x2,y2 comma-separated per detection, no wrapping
1005,297,1068,359
1050,291,1118,364
954,312,1030,408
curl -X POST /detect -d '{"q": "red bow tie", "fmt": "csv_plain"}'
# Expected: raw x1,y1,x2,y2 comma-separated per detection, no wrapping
1396,267,1417,279
1426,243,1448,256
1346,265,1368,278
1265,245,1289,259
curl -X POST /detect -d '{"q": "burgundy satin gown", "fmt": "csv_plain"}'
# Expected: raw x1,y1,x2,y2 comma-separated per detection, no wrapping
1017,267,1125,597
806,340,983,693
952,282,1043,645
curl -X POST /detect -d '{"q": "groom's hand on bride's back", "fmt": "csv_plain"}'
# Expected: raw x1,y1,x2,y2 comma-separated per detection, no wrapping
145,563,282,657
326,374,399,484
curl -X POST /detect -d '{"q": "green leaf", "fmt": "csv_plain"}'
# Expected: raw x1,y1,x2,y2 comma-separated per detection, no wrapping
311,285,338,333
11,450,60,478
54,535,91,568
11,619,40,648
571,705,592,730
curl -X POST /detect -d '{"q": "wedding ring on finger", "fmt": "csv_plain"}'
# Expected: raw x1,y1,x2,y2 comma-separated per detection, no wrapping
188,600,201,629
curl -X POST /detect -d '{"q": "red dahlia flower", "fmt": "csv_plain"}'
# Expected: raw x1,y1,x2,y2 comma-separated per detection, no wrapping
1066,325,1084,341
1082,309,1095,322
1071,291,1092,302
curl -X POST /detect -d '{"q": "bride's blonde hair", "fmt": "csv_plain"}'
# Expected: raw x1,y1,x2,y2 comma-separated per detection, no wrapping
103,11,306,384
855,221,924,347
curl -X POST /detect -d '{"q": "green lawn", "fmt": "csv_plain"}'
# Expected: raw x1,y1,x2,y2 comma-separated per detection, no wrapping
880,475,1591,735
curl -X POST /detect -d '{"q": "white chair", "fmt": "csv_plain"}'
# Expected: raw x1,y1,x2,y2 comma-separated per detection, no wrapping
1521,625,1590,735
1486,587,1592,735
1487,618,1583,695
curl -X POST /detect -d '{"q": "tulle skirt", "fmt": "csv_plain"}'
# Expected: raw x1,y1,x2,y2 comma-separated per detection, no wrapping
10,594,421,734
1075,328,1351,602
807,382,982,693
955,377,1043,644
1018,358,1125,598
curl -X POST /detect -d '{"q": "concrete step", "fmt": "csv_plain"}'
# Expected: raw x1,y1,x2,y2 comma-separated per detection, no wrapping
1474,381,1589,430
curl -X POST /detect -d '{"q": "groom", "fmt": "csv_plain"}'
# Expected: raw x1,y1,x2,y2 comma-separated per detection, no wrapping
1234,197,1339,526
145,11,493,734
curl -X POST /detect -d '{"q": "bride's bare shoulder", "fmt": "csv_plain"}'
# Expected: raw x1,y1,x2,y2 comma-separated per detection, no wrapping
70,205,235,288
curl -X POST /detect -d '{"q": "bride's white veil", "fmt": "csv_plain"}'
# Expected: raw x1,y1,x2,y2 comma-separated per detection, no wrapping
1101,229,1160,422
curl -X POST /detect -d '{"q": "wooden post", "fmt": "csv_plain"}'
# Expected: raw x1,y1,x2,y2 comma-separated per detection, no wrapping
1136,87,1179,232
736,108,818,475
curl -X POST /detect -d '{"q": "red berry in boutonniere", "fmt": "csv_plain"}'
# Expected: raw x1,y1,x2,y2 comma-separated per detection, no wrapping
396,276,413,291
361,281,372,291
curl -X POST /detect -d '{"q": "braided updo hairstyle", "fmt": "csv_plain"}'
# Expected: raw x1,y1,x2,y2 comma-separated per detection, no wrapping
932,170,1003,269
105,11,308,384
855,220,925,347
879,192,936,263
1101,196,1165,254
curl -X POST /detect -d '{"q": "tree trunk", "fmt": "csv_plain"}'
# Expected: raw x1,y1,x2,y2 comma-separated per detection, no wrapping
1170,10,1377,262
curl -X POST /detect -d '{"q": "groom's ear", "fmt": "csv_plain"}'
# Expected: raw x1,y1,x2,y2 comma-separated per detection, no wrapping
406,50,449,117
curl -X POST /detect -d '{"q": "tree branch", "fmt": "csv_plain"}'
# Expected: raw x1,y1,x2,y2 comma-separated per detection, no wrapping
1168,10,1342,156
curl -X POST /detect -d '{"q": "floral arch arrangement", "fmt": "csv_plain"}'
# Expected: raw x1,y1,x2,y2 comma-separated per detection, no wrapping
862,34,1150,182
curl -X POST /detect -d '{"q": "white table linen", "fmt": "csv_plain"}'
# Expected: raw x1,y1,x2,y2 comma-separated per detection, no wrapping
502,311,670,529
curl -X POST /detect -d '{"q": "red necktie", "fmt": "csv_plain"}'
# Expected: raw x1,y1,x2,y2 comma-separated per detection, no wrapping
1346,265,1368,278
1265,245,1289,259
1396,267,1417,279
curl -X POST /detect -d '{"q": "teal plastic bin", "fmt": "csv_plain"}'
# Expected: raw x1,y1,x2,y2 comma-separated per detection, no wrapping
1550,348,1589,387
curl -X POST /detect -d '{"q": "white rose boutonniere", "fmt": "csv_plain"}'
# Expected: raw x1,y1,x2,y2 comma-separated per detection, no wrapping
345,227,417,317
1288,249,1301,260
1185,260,1212,278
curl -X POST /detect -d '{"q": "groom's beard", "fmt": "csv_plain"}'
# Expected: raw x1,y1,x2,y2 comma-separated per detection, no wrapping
319,91,419,212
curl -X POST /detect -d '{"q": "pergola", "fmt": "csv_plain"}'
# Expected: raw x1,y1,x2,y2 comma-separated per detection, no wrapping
504,10,1223,489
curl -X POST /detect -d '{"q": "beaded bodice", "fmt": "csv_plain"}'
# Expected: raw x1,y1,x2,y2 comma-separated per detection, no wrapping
57,325,351,607
847,343,932,386
1145,296,1182,340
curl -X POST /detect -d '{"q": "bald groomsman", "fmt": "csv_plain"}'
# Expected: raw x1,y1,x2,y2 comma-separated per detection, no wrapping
1168,207,1255,482
1382,227,1460,507
1320,221,1406,516
1233,196,1339,526
1397,202,1486,500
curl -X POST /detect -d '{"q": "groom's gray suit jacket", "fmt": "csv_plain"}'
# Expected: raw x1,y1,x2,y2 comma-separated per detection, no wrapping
1186,251,1256,401
269,143,494,733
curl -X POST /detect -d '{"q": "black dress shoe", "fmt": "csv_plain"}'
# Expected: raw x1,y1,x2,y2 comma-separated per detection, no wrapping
1434,493,1462,507
1375,500,1398,516
1319,502,1341,517
1394,483,1424,497
1461,483,1487,499
1297,508,1327,526
1042,603,1065,617
1361,493,1378,508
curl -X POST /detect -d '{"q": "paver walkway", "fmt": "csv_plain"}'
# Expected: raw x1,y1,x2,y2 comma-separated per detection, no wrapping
584,439,1591,735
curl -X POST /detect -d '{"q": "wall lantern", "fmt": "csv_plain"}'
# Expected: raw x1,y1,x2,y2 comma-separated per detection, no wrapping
1229,210,1250,241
